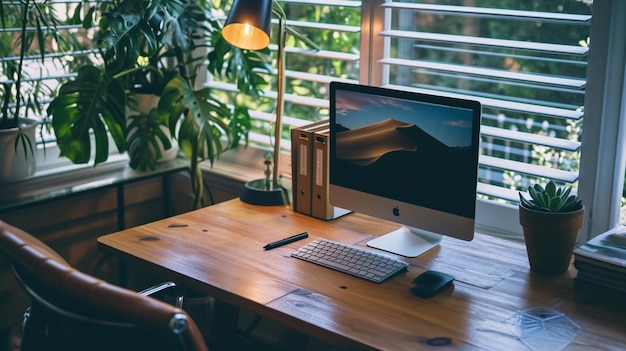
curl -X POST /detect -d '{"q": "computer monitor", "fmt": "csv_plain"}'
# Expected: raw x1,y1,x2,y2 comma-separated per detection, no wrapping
329,82,481,257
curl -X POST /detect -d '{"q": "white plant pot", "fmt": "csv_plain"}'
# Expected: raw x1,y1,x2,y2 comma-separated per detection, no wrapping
0,118,38,182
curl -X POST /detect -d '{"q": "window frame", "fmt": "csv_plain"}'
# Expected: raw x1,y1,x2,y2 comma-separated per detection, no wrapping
577,0,626,242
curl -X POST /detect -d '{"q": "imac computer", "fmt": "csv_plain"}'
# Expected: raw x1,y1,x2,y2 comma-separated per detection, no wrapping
329,82,481,257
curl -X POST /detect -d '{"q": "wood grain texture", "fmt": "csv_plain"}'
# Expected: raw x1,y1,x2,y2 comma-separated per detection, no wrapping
98,199,626,351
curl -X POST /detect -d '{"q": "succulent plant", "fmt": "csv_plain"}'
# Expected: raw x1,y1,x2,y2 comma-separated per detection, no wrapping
519,181,583,213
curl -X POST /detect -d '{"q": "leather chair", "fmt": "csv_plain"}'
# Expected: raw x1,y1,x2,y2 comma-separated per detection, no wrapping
0,221,209,351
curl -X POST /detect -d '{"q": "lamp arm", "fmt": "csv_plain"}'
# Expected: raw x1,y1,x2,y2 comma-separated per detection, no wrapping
271,12,287,188
269,2,318,188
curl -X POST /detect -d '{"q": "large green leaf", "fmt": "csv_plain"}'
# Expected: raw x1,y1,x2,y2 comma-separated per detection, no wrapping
47,65,126,165
159,1,204,52
229,105,251,148
99,0,158,71
207,34,271,96
126,107,171,171
158,75,231,165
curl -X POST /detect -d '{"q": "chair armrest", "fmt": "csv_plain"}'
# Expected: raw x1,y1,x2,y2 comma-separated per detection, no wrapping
139,281,184,308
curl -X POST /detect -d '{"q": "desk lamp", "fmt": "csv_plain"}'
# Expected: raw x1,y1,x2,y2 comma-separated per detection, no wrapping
223,0,288,206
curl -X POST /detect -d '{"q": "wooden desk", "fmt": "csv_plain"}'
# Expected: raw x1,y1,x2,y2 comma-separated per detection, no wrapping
98,199,626,350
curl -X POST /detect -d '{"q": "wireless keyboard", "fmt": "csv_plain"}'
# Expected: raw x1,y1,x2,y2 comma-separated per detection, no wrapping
291,238,409,283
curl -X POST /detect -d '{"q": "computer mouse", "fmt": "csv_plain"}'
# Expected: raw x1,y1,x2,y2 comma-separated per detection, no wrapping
410,270,454,298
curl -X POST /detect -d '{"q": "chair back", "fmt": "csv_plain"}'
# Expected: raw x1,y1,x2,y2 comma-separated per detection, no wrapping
0,221,209,351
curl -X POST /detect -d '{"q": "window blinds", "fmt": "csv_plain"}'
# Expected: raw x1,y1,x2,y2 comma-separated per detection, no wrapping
377,1,591,203
206,0,362,150
210,0,591,206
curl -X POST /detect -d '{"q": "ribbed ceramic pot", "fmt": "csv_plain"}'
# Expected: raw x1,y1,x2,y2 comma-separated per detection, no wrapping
0,118,38,182
519,205,584,275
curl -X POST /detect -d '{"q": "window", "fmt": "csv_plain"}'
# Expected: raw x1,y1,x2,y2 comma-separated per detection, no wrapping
374,0,594,239
0,0,116,175
207,0,362,148
210,0,625,241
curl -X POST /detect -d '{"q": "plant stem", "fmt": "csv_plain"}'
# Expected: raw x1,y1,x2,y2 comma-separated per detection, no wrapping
173,45,192,88
190,143,205,210
12,0,30,126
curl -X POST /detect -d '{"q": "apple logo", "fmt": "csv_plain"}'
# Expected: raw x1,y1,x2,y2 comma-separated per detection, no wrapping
392,206,400,216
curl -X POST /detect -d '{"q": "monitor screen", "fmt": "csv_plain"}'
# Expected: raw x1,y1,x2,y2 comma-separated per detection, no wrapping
329,82,481,257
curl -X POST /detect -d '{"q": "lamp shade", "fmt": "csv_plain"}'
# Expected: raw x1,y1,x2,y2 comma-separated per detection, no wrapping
222,0,272,51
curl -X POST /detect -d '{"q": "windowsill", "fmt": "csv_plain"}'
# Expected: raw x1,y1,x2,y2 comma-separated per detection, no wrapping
0,157,190,213
0,144,288,214
201,145,293,186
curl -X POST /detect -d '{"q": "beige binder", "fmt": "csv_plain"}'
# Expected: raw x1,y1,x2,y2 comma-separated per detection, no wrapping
290,120,328,215
311,128,350,220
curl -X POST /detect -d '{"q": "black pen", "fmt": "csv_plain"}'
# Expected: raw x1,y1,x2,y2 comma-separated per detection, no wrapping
263,232,309,250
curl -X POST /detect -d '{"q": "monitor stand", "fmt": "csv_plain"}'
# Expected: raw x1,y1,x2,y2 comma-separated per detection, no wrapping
367,226,442,257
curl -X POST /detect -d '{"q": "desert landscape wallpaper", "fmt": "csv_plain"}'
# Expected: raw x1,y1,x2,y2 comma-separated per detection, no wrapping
331,89,479,219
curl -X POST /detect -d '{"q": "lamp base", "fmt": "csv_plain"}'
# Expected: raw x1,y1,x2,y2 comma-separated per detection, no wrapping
240,179,287,206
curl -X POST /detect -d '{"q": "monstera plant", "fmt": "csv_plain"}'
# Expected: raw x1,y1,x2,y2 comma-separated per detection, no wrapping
47,0,272,208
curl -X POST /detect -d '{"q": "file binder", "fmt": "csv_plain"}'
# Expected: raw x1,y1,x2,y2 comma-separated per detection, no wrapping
290,120,328,215
310,128,350,220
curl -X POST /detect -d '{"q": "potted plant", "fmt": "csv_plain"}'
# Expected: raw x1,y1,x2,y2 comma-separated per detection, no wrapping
0,0,60,182
47,0,272,208
518,181,584,275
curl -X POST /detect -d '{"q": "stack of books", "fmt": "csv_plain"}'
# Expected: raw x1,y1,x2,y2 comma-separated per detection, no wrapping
573,226,626,301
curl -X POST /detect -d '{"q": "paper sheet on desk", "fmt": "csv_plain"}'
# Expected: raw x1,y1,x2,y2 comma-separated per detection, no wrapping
574,225,626,266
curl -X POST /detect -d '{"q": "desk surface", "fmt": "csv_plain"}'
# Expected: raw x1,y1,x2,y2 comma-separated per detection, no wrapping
98,199,626,350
